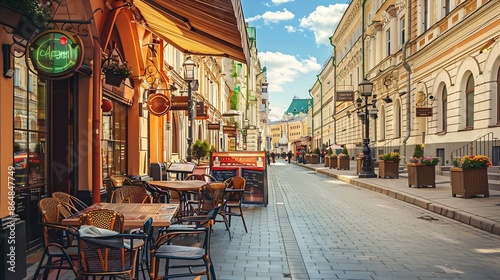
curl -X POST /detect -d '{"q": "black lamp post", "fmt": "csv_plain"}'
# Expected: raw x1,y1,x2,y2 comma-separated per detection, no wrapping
183,56,196,162
356,79,378,178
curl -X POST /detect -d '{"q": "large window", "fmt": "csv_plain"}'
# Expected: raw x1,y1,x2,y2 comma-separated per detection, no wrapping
13,52,47,187
466,74,474,128
102,100,128,178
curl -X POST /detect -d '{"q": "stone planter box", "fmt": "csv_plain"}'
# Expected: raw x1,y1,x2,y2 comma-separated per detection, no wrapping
324,156,330,167
356,157,375,174
450,167,489,198
408,163,436,188
337,157,350,170
304,154,311,164
311,154,319,164
330,157,337,169
378,160,399,178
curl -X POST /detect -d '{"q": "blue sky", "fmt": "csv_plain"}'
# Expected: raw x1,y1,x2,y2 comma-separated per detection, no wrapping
241,0,349,120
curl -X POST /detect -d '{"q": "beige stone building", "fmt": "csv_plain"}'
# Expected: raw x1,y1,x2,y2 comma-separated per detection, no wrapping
322,0,500,165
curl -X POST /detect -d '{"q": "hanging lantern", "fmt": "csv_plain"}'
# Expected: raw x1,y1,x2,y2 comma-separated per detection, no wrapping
101,99,113,112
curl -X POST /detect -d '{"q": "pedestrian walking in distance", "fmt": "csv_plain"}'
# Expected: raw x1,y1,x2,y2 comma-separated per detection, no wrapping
287,151,292,164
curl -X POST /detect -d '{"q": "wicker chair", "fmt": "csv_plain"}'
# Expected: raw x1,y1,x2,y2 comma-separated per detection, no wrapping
121,192,153,203
52,192,88,214
67,227,146,280
109,175,133,190
79,209,124,233
150,206,220,280
197,182,231,239
32,198,77,279
110,185,147,203
224,176,248,233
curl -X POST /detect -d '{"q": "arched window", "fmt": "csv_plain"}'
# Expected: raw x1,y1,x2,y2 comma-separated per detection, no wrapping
441,86,447,131
466,74,474,128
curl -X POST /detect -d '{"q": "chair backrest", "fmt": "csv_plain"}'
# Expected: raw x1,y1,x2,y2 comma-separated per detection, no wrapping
121,192,152,203
75,232,145,278
225,176,246,204
200,183,226,212
52,192,88,213
225,176,246,190
109,175,133,188
111,185,147,203
184,173,217,182
80,209,124,233
38,197,66,224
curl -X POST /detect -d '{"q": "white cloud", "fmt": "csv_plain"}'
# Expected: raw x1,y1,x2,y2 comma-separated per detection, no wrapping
271,0,294,5
246,9,294,25
299,4,348,46
258,51,321,93
284,25,295,32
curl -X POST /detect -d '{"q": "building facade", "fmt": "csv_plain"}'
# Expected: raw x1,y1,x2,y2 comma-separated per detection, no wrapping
323,0,500,165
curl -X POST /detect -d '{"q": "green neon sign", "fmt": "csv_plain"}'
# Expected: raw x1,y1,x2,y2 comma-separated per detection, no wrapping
28,30,83,78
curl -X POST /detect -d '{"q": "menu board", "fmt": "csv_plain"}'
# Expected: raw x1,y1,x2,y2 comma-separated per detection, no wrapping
241,168,266,204
211,151,267,205
211,169,237,182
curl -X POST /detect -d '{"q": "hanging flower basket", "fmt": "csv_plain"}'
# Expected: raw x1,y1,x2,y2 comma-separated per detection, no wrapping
105,74,124,87
102,58,132,87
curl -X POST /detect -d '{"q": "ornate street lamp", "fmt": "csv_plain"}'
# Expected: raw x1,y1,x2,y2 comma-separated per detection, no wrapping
356,79,378,178
183,56,197,162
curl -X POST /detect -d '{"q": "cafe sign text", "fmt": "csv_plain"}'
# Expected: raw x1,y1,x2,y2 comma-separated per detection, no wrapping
27,30,84,79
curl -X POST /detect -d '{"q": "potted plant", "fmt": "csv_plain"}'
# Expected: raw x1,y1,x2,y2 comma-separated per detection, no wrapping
451,155,491,198
330,153,338,169
407,150,439,188
192,139,211,165
102,59,132,87
311,147,320,164
337,146,350,170
325,148,333,168
378,152,400,178
0,0,49,39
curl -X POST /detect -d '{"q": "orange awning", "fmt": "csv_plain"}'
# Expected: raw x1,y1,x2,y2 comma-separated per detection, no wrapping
132,0,250,65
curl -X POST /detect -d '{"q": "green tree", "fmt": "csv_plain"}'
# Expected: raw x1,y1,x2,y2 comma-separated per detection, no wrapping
342,146,349,156
192,139,211,164
413,144,424,158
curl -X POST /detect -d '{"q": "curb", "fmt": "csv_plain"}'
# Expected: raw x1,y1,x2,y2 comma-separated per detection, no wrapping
299,163,500,236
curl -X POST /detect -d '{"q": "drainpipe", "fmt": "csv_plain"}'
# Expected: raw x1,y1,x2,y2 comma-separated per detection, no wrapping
402,0,412,161
317,75,323,150
92,42,102,203
329,38,337,144
308,89,314,151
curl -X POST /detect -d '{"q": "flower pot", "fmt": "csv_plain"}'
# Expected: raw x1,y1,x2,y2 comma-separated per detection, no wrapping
378,160,399,178
304,154,311,164
408,163,435,188
311,154,319,164
337,157,350,170
324,156,330,167
105,74,124,87
0,4,23,29
450,167,489,198
330,157,337,169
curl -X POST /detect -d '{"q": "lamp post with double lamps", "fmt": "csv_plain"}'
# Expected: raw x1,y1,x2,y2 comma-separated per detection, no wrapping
183,57,197,162
356,79,378,178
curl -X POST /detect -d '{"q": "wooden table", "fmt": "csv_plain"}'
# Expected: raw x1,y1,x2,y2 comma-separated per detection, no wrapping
61,203,178,229
149,180,208,216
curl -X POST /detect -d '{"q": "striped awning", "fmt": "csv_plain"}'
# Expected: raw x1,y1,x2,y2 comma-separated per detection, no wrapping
132,0,250,65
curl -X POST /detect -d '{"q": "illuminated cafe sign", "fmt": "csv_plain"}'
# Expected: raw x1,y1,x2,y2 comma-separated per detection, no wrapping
27,30,84,79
